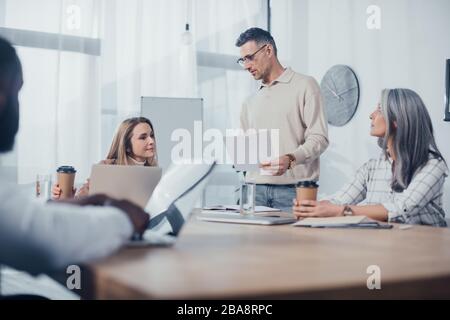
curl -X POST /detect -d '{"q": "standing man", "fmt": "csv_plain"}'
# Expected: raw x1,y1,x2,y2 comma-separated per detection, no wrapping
236,27,329,212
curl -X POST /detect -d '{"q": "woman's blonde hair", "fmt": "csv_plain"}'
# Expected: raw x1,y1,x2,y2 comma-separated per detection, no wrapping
106,117,158,166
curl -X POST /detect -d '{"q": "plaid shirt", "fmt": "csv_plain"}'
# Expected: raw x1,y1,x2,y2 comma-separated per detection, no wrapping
326,154,448,227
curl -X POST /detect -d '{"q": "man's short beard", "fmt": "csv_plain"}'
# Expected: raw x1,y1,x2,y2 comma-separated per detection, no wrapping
0,100,19,153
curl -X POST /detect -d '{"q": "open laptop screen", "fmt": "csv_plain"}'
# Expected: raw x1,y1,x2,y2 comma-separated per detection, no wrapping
145,161,216,236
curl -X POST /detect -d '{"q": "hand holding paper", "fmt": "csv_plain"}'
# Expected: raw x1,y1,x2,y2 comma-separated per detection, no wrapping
225,129,280,175
260,155,291,176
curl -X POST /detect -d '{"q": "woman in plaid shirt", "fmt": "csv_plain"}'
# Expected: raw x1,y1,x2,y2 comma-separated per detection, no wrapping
293,88,448,227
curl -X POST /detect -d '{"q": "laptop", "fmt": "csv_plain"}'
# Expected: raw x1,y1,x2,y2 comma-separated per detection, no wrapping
89,165,162,208
199,205,296,225
127,161,216,247
197,212,297,225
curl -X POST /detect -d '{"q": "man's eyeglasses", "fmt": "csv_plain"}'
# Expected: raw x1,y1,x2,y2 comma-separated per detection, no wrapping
236,44,267,67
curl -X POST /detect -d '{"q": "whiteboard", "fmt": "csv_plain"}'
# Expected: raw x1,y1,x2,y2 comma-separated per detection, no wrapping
141,97,203,171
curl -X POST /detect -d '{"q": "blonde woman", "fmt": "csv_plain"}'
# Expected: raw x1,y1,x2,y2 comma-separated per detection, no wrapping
52,117,158,199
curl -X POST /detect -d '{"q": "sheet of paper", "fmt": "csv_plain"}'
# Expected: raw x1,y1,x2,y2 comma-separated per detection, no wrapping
225,130,277,175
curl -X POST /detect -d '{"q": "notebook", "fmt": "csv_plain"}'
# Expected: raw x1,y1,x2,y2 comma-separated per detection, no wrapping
293,216,393,229
197,213,296,225
201,205,296,218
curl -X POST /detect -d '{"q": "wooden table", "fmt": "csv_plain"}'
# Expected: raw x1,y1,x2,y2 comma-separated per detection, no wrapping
81,213,450,299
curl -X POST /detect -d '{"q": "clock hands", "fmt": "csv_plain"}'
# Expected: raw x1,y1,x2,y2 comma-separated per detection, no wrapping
337,86,357,96
325,83,342,101
325,79,358,101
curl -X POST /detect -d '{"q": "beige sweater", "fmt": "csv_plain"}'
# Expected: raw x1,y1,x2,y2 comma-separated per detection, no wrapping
240,67,329,185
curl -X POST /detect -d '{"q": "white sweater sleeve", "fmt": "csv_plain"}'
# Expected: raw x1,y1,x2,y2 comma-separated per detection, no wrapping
0,182,133,274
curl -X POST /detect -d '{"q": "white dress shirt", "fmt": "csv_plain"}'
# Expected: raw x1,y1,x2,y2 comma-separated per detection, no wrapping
0,177,133,274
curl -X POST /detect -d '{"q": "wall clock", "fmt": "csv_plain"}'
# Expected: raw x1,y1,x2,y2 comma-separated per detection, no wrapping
320,65,360,127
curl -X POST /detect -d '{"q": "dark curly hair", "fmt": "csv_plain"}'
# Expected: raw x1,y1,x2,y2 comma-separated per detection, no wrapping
0,37,23,152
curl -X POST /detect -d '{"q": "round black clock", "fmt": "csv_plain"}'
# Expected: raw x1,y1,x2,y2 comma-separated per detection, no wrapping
320,65,360,127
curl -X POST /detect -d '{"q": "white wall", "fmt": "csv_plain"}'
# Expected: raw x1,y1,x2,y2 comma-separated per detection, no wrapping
272,0,450,213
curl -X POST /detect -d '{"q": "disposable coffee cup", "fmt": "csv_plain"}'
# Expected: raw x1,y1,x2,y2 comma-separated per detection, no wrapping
296,181,319,203
57,166,76,199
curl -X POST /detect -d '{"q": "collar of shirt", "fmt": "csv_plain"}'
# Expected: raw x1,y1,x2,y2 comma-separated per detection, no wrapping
259,67,294,89
127,156,146,166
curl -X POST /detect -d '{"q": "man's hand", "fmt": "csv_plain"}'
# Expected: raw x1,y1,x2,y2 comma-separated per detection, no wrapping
50,194,150,236
260,155,291,176
105,199,150,236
